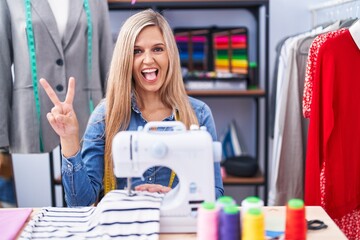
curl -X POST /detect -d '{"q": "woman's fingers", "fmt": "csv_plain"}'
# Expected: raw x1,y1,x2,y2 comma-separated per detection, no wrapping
65,77,75,105
47,112,63,128
51,106,62,115
41,77,77,124
135,184,171,193
39,78,61,106
46,112,56,125
40,77,79,146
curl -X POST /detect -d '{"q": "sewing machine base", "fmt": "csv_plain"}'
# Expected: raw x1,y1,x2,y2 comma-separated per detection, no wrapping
160,216,197,233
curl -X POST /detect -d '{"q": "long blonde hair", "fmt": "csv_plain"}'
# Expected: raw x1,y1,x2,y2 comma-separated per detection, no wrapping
104,9,198,194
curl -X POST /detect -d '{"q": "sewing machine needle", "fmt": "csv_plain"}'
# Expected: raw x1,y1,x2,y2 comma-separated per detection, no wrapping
127,177,132,196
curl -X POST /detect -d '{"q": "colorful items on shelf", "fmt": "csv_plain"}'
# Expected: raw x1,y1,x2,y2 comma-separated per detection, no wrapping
213,31,249,75
175,30,209,72
185,70,243,80
174,27,249,80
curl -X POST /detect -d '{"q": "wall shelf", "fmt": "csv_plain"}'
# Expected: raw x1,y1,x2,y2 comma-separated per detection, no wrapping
187,89,265,97
223,170,264,185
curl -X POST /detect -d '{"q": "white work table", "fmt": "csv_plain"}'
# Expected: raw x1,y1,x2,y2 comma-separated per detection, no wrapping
5,206,347,239
160,206,347,240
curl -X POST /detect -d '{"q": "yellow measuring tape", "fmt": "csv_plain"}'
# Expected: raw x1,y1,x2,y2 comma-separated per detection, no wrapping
103,156,115,196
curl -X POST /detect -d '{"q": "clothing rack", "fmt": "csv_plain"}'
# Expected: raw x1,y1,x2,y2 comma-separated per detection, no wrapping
309,0,360,27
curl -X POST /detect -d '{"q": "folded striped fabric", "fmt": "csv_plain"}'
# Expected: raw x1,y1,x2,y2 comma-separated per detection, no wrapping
20,190,164,239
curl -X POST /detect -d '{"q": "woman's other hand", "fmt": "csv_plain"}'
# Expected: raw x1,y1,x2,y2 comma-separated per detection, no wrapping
39,77,80,157
135,184,171,193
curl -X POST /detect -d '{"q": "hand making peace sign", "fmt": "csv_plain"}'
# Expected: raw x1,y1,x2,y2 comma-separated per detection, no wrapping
40,77,80,157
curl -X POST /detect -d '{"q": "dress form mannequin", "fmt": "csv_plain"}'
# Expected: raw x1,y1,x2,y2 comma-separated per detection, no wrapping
47,0,69,39
0,0,114,207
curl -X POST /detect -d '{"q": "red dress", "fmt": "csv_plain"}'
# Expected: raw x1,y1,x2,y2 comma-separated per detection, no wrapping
302,28,347,118
305,29,360,239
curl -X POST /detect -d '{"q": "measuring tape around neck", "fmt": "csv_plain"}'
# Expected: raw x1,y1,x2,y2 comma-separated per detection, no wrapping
83,0,94,113
24,0,43,152
24,0,93,152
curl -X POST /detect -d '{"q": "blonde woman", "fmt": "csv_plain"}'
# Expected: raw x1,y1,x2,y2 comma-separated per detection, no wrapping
40,9,224,206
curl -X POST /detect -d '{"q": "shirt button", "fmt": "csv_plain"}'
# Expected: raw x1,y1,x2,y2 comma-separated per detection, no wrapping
67,164,71,168
56,84,64,92
149,178,152,181
56,59,64,66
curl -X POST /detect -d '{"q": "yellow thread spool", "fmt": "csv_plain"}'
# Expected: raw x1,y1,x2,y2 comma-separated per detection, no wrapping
242,208,265,240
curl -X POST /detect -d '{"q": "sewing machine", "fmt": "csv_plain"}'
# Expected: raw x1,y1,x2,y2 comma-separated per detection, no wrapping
112,121,221,233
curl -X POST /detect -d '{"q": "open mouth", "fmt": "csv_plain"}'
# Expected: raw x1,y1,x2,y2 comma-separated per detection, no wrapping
141,68,159,81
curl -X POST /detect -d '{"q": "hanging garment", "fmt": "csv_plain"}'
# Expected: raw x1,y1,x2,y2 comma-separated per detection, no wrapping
305,20,360,239
302,28,347,118
268,23,341,206
20,190,164,239
0,0,113,153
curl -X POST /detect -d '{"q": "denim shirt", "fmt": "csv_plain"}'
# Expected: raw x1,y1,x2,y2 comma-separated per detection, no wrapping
62,96,224,206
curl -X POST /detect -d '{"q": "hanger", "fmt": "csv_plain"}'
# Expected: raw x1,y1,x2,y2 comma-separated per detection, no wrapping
339,17,359,28
349,19,360,49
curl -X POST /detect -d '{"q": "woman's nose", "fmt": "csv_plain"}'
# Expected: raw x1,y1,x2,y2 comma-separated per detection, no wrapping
143,51,155,64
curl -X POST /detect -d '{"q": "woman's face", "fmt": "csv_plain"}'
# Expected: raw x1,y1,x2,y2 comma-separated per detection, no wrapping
132,25,169,94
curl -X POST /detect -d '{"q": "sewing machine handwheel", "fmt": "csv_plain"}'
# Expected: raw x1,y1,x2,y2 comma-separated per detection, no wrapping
151,141,168,159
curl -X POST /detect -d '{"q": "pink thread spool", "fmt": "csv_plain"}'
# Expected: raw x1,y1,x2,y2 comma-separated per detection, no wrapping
197,202,219,240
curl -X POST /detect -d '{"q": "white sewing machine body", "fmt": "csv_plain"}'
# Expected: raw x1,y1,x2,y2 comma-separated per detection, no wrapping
112,121,220,233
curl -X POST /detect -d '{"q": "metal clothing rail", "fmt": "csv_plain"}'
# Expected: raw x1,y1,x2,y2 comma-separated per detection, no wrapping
309,0,360,26
309,0,356,11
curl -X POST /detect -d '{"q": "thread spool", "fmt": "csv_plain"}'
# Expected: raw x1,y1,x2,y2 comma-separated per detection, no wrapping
241,196,264,219
219,205,241,240
284,199,307,240
197,202,219,240
242,208,265,240
216,196,236,209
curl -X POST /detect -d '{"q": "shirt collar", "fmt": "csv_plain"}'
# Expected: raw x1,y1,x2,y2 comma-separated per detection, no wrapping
130,92,176,121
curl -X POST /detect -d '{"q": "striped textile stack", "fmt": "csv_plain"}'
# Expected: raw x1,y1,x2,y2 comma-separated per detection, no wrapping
20,190,164,239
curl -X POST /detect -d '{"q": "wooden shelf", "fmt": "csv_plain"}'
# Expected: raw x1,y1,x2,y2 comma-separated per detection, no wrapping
186,89,265,97
222,170,264,185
